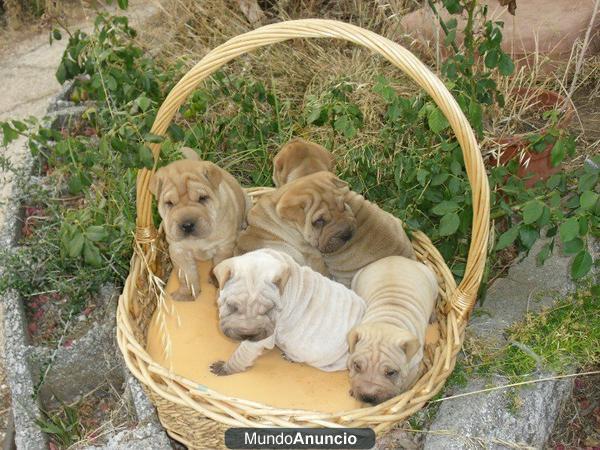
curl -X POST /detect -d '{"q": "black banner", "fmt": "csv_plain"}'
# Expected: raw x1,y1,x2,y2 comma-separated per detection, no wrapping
224,428,375,449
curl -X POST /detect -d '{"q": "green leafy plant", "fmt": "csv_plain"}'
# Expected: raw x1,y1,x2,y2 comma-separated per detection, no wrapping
35,405,83,447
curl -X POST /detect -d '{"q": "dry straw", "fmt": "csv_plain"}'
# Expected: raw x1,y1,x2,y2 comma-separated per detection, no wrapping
116,19,490,448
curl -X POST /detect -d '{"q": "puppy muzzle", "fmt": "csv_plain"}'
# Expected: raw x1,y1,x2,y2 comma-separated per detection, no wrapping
319,224,356,253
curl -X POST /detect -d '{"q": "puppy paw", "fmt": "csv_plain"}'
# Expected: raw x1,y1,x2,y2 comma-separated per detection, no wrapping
210,361,230,376
171,288,195,302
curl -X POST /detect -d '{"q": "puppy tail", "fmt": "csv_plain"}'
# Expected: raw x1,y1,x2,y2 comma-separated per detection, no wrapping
180,146,201,161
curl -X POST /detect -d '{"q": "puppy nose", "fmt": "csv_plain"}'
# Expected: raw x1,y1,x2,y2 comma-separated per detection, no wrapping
359,394,377,404
180,221,195,234
340,228,354,242
240,333,257,341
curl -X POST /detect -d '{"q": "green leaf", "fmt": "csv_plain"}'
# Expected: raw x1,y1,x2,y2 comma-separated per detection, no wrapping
67,174,83,194
67,232,85,258
1,123,19,146
432,200,460,216
578,173,598,193
137,95,151,112
83,241,103,267
495,226,519,250
580,190,598,210
536,242,552,266
306,107,322,124
519,226,539,249
144,133,164,144
431,173,450,186
484,50,499,69
52,28,62,41
498,53,515,76
138,145,154,169
522,200,544,224
85,225,108,242
117,0,128,9
428,107,449,133
571,250,592,279
563,237,583,255
559,217,579,243
416,169,429,186
439,212,460,236
550,138,566,166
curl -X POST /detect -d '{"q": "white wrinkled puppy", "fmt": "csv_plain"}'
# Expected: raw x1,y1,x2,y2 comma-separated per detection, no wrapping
209,249,366,375
347,256,438,404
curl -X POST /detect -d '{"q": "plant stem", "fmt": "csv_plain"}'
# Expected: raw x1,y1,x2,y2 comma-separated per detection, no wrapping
426,0,460,54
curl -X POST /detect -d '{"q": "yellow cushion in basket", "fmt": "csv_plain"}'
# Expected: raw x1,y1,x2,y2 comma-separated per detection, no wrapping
146,260,361,412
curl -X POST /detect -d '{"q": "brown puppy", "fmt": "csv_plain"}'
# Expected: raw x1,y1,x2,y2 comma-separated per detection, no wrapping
150,151,251,301
272,138,334,187
236,171,415,286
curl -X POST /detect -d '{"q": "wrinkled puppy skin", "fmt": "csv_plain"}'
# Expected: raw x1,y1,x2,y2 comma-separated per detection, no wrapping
347,256,438,405
237,171,415,287
235,171,353,277
272,138,335,187
150,149,251,301
209,249,366,375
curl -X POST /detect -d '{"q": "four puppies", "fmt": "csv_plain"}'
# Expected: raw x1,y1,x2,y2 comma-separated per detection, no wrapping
154,138,440,403
347,256,438,404
150,149,251,301
209,249,366,375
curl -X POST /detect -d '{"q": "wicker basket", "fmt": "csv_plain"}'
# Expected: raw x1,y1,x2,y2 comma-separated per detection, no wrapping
116,19,490,448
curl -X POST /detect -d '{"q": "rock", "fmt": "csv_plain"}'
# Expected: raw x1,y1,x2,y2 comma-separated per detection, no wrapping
424,374,572,450
423,237,597,449
31,285,125,406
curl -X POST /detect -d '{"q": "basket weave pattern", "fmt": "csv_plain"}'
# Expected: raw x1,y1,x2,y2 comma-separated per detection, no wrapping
116,19,490,448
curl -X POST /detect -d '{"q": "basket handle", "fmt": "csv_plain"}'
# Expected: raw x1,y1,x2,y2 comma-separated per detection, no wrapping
136,19,490,321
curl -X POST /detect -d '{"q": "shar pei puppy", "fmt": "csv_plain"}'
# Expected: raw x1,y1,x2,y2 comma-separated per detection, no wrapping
209,249,366,375
150,148,251,301
272,138,335,187
347,256,438,404
236,171,415,286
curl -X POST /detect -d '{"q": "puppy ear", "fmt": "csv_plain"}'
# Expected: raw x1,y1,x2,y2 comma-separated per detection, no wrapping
329,174,349,191
399,335,420,361
194,163,222,188
347,329,360,353
180,146,200,161
272,265,290,295
213,260,233,288
275,191,311,225
149,171,163,199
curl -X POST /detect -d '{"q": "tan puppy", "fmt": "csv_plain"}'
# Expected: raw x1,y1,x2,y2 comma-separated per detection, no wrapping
209,249,366,375
347,256,438,404
150,150,251,301
237,171,415,287
272,138,334,187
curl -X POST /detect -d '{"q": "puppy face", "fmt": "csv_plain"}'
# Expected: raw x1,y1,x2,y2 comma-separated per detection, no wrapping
273,138,335,186
149,160,223,243
347,324,421,405
275,172,356,254
213,251,290,342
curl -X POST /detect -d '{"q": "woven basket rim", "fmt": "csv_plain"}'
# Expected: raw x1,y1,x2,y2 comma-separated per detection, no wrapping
116,18,490,439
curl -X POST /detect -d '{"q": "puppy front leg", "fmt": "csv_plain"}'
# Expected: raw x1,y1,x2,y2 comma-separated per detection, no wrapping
210,339,269,376
170,248,201,301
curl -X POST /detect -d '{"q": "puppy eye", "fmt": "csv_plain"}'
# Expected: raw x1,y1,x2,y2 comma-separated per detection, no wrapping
197,195,209,203
352,361,362,373
384,369,398,378
229,305,238,313
165,201,174,208
312,217,326,228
